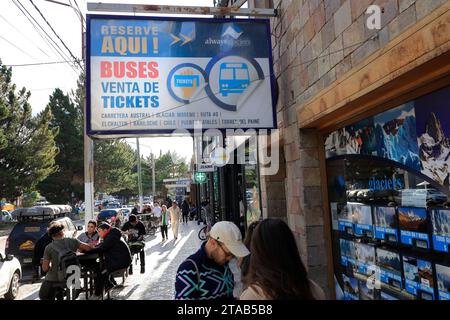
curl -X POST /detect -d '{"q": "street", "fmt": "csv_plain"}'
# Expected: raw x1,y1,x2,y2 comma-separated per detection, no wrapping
1,220,242,300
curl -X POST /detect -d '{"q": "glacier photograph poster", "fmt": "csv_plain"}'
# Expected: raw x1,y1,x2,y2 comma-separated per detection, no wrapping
86,15,276,136
414,85,450,188
431,208,450,253
398,207,430,249
373,102,420,171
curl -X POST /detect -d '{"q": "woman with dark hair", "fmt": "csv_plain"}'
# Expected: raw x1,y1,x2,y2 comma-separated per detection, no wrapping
240,218,325,300
238,220,259,289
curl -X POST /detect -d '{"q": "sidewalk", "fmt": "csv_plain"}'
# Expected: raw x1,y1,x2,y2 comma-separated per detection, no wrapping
109,220,242,300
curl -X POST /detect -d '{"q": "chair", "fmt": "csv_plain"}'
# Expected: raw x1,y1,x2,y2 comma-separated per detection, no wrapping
105,268,128,300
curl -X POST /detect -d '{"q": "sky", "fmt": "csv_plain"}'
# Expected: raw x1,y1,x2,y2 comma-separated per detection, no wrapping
0,0,246,161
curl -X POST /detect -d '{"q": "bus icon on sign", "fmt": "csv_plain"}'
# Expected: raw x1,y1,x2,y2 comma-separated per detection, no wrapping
219,63,250,96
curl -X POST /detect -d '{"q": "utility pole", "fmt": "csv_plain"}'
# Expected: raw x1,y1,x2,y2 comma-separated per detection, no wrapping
136,138,143,212
152,152,155,198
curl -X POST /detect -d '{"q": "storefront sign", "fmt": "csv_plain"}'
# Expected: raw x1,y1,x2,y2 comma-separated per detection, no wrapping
86,15,276,137
198,163,215,172
194,172,207,184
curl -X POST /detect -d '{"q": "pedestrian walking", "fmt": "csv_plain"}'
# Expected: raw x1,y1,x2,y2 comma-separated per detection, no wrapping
181,198,190,224
160,205,169,242
174,221,249,300
169,200,181,240
240,218,325,300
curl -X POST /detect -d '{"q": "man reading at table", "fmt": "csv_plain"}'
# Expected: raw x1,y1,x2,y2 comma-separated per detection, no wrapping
39,221,92,300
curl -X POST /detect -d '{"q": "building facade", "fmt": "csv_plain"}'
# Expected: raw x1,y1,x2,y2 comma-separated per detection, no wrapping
244,0,450,299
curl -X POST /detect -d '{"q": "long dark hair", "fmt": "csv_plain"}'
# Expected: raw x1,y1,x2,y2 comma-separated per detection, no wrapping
245,218,314,300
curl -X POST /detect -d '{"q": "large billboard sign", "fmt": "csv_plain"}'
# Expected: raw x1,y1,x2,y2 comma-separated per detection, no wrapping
86,15,276,137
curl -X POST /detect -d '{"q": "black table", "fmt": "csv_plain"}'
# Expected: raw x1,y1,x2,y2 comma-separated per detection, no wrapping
77,252,102,299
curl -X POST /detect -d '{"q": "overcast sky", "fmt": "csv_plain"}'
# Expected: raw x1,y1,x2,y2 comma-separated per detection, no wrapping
0,0,243,161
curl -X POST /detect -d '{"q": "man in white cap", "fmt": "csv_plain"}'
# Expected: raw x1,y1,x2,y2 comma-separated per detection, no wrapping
175,221,249,300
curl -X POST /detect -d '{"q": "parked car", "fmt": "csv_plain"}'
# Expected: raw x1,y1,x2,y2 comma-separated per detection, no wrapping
6,206,81,266
97,208,124,227
0,210,13,222
0,252,21,299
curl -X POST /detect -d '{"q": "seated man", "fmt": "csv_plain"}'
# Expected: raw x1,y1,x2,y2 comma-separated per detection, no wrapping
77,220,100,245
39,221,92,300
32,224,53,279
88,222,132,297
121,214,146,274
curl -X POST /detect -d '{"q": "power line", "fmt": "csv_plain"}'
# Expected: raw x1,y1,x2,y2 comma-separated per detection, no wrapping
29,0,83,71
0,13,51,58
5,59,83,67
0,35,38,60
12,0,79,76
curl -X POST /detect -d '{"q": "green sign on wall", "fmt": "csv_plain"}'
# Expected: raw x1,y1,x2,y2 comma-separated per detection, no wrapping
194,172,207,184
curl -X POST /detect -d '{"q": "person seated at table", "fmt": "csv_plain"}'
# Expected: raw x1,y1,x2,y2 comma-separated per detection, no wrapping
39,221,92,300
88,222,132,297
121,214,146,274
77,220,100,245
32,223,53,279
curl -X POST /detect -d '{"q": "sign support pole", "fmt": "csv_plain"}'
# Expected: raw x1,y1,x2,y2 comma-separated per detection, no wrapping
137,138,143,212
82,12,94,227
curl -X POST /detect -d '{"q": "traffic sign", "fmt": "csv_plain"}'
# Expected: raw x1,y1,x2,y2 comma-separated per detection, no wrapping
194,172,207,184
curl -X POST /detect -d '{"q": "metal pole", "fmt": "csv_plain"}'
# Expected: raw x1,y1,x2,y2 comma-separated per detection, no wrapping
136,138,143,212
82,8,94,227
152,152,155,197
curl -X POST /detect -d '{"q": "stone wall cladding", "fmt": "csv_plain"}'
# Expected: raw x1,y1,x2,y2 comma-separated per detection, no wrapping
267,0,449,298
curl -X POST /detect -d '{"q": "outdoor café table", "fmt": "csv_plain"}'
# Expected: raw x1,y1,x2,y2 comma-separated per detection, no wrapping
76,252,102,299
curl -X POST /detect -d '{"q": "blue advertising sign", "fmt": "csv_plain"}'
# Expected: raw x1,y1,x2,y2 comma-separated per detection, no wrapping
398,207,430,249
86,15,276,136
402,255,435,299
431,208,450,253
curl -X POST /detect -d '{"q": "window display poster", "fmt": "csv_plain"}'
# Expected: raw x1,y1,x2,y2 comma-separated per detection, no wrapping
338,203,354,234
431,208,450,253
376,248,403,290
340,239,356,267
330,202,339,231
342,274,359,300
398,207,430,249
355,242,376,276
374,206,398,242
402,255,435,299
436,263,450,301
353,205,373,237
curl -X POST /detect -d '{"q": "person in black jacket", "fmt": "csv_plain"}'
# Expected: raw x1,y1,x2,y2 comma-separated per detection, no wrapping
89,222,132,296
181,199,190,224
121,215,146,274
32,226,53,280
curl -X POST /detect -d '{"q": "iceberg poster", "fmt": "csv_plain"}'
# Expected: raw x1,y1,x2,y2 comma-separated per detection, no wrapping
374,102,420,171
415,86,450,188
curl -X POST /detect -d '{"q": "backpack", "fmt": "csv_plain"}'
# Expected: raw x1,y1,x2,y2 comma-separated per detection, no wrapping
54,240,80,282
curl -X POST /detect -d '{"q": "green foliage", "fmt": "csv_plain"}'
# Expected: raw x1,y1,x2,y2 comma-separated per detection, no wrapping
38,88,84,204
23,191,41,207
94,139,138,194
0,60,58,199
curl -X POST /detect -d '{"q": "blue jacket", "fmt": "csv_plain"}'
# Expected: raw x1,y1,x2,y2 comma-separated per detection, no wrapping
175,242,235,300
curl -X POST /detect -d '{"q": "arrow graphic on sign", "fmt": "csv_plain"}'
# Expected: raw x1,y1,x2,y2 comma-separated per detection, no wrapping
179,34,192,46
170,33,181,46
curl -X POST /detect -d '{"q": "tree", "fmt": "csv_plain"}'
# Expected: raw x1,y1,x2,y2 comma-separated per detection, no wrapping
23,191,41,207
0,61,58,200
94,139,137,194
38,89,84,204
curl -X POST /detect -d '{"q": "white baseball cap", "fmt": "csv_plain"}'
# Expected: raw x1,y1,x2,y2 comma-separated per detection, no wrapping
209,221,250,258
